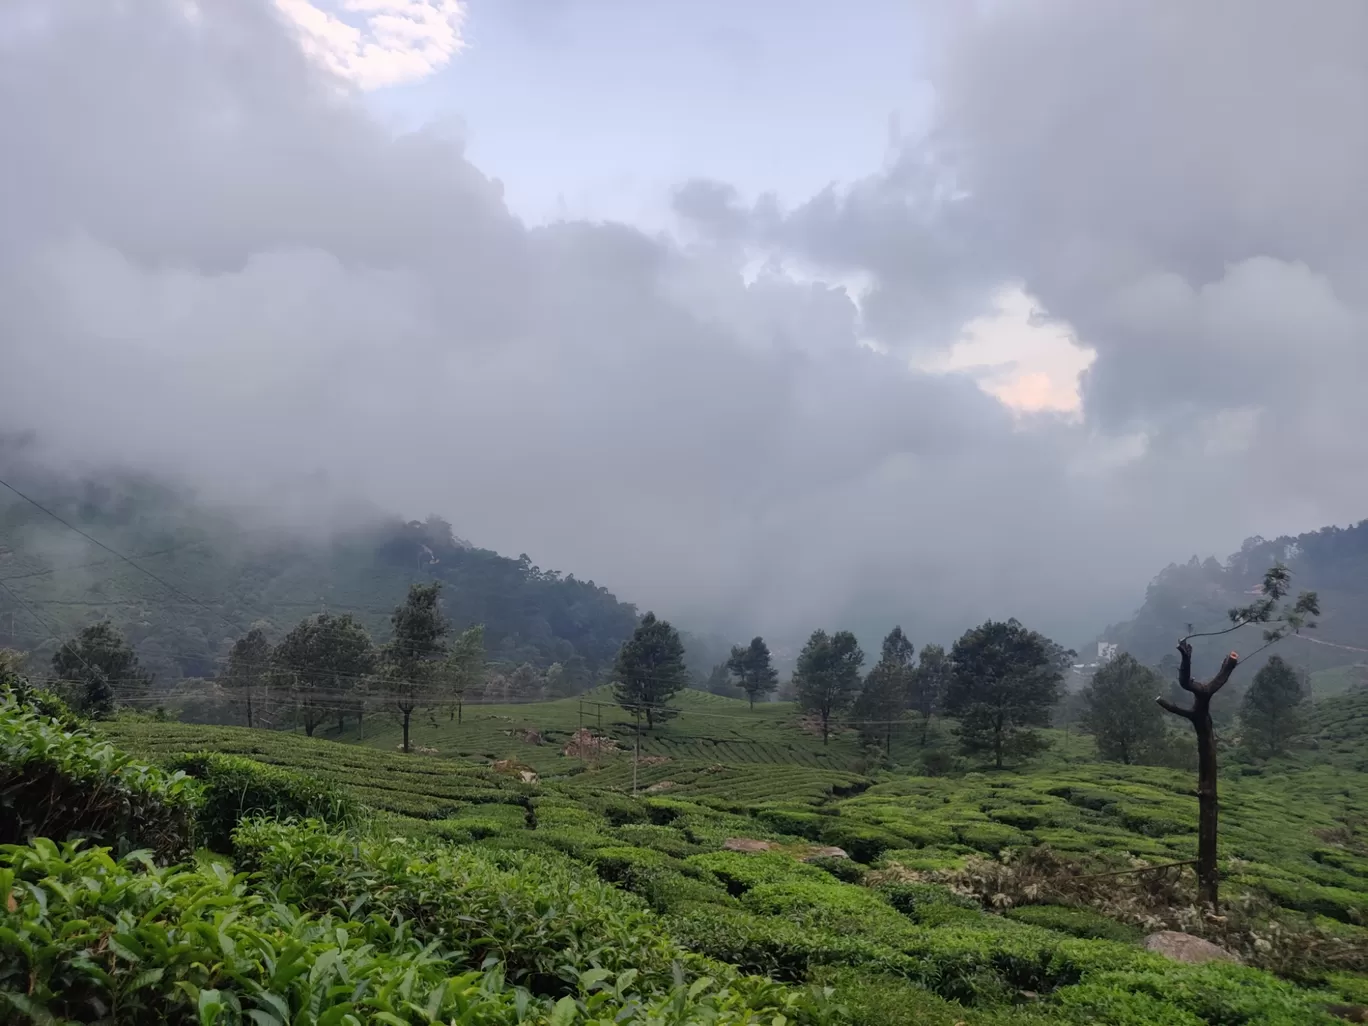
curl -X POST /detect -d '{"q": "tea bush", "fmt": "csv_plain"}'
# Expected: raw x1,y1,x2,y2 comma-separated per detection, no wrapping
0,837,531,1026
808,854,866,883
166,751,359,852
0,834,838,1026
1004,904,1143,943
0,699,198,860
234,817,686,995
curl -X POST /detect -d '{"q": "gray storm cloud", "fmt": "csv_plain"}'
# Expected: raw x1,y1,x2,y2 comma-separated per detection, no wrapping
2,0,1365,650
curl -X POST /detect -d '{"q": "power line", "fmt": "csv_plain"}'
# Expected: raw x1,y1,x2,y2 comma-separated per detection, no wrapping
0,575,111,685
0,476,242,630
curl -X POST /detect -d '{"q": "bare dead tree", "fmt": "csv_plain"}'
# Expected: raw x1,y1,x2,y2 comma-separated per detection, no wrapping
1156,564,1319,908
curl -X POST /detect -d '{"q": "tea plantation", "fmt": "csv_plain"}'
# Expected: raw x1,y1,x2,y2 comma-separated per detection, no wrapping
6,686,1368,1024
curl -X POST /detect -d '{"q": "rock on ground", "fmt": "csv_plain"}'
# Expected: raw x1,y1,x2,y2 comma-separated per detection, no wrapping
1142,930,1240,964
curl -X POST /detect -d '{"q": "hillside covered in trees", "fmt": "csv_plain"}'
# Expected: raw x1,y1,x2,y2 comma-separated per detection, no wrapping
0,464,655,686
1099,523,1368,691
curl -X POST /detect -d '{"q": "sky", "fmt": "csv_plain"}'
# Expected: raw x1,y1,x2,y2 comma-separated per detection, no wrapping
2,0,1367,651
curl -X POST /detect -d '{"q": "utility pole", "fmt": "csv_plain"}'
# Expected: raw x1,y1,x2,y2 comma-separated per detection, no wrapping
632,707,641,797
578,698,583,730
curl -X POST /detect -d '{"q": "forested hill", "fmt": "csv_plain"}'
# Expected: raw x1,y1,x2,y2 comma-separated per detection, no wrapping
0,467,650,684
1100,521,1368,683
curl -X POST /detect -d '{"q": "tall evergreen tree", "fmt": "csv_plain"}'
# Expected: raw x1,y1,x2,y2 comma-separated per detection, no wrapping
944,619,1063,768
1239,654,1306,758
222,626,271,728
272,613,375,737
612,611,689,729
51,621,151,716
854,627,914,754
726,636,779,709
1080,652,1167,764
909,643,951,745
794,629,864,744
441,623,485,723
384,582,448,752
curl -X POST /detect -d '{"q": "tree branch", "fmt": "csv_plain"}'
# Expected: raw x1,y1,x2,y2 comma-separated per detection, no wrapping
1203,651,1239,696
1177,641,1195,692
1181,619,1251,643
1156,695,1195,720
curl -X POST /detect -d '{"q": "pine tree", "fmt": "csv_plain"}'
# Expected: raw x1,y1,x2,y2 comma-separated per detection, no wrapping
909,643,951,745
222,626,271,728
726,636,779,709
944,619,1062,768
384,583,448,752
794,629,864,744
854,627,914,754
442,624,485,723
612,612,689,729
1239,655,1305,758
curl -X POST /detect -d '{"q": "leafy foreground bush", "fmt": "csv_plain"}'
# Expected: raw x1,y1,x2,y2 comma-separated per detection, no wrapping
0,697,198,861
166,752,360,853
0,829,839,1026
667,875,1348,1024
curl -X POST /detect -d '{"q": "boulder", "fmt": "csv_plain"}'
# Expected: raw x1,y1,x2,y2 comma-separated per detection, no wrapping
1142,930,1240,965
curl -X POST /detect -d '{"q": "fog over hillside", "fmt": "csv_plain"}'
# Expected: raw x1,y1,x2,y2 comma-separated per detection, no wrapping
3,0,1368,650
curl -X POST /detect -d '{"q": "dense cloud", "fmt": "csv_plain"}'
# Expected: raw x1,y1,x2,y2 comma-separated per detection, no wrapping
2,0,1366,653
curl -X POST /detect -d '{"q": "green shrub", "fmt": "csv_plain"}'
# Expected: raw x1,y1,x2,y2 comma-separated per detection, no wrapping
0,833,834,1026
754,806,826,839
685,850,830,894
0,837,531,1025
1004,905,1142,943
1078,963,1343,1025
588,844,674,885
666,901,905,982
234,818,682,995
817,821,908,863
818,968,1055,1026
0,699,198,861
876,881,981,926
809,854,865,883
632,868,735,912
166,752,358,852
953,822,1030,855
0,675,81,730
609,822,702,856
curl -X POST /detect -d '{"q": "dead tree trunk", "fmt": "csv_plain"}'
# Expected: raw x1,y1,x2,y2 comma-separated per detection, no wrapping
1157,640,1239,908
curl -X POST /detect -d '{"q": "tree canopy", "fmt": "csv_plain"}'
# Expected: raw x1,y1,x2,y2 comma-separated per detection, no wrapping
1240,654,1306,759
909,642,951,745
853,626,914,754
944,618,1063,768
794,629,864,744
221,627,271,728
1080,652,1168,765
612,612,689,729
440,623,485,724
51,621,151,716
384,582,449,752
272,613,376,737
726,636,779,709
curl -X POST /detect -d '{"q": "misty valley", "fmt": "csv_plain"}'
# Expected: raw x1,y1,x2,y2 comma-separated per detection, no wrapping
5,1,1368,1024
3,464,1368,1025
